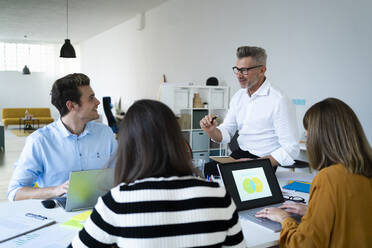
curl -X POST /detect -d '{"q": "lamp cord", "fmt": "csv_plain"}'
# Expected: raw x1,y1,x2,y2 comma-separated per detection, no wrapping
66,0,69,38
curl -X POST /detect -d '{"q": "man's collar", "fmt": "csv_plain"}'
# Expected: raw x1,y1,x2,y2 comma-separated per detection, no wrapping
254,80,270,96
57,118,71,137
80,124,90,137
57,118,91,138
250,78,270,97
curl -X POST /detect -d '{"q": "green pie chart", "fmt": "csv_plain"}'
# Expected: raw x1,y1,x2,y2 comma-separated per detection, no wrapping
243,177,263,194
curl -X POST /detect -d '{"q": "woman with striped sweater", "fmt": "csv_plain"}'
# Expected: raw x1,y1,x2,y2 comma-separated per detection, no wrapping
70,99,245,248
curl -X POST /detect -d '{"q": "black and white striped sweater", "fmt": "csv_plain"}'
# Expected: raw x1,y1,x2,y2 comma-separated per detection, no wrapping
70,176,245,247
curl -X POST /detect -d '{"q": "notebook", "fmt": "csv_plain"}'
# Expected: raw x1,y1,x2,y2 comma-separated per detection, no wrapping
218,159,302,232
61,210,92,230
55,168,114,212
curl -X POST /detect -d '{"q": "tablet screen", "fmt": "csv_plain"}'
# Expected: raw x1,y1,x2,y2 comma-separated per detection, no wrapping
232,167,272,202
218,159,283,210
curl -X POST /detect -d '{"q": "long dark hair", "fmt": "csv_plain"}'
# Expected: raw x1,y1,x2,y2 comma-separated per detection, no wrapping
303,98,372,177
114,99,194,185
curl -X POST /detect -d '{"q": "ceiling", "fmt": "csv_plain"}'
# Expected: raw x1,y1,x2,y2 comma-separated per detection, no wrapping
0,0,167,44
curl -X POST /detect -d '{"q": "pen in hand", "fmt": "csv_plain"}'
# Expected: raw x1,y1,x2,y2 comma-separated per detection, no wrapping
211,115,218,124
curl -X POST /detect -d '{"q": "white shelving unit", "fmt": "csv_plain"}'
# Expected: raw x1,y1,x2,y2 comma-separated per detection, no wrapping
160,84,229,161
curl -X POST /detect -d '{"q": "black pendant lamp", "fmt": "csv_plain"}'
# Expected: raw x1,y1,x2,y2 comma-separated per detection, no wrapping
22,35,31,75
60,0,76,58
22,65,31,75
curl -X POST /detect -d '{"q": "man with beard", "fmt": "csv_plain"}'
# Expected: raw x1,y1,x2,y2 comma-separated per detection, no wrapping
200,46,299,169
8,73,117,201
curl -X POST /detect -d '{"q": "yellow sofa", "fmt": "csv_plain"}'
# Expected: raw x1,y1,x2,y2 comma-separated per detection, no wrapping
1,108,54,128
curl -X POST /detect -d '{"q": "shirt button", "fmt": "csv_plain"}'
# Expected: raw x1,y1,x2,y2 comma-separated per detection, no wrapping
80,153,82,156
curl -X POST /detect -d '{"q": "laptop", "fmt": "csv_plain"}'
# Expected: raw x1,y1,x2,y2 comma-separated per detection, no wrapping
218,159,302,232
55,168,114,212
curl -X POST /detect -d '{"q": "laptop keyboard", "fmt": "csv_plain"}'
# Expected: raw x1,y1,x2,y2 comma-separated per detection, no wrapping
55,196,67,209
245,209,269,222
239,204,284,232
239,204,302,232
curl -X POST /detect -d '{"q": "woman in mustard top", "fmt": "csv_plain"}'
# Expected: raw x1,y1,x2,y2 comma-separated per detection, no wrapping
256,98,372,248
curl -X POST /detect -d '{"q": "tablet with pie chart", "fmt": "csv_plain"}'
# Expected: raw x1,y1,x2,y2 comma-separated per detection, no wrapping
232,167,273,202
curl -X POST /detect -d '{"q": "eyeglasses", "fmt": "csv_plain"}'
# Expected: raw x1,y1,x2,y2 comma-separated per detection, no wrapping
232,65,263,75
283,195,306,203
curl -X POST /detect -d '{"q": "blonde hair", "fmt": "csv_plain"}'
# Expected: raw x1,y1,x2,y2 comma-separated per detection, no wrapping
303,98,372,177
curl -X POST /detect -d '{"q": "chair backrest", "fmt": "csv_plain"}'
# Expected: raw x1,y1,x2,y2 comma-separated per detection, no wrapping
2,108,27,118
28,108,51,117
102,97,118,134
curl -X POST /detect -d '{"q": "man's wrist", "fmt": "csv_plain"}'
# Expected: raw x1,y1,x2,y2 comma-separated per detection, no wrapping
261,155,279,166
207,128,222,143
270,156,279,166
33,186,60,199
51,185,59,197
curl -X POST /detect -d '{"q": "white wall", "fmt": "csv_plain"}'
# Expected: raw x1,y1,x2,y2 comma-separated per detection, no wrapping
0,72,59,120
0,44,82,121
81,0,372,143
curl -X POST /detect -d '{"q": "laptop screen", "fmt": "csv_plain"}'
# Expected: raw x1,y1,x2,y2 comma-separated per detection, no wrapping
219,159,283,211
64,168,114,211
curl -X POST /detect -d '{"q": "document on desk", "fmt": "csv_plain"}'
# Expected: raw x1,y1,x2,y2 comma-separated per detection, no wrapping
0,225,74,248
0,213,56,243
0,224,74,248
210,156,238,163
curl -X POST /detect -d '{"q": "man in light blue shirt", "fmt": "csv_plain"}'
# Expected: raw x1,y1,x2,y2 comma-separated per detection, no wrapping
8,73,117,201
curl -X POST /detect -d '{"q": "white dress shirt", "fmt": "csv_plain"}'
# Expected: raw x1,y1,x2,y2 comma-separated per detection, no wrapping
217,80,299,165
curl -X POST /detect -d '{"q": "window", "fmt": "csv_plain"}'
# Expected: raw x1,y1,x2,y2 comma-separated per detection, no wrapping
0,42,54,72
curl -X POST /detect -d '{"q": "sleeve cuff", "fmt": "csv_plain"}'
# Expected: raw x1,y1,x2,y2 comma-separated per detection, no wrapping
282,217,299,228
7,188,19,202
271,147,295,166
215,127,231,144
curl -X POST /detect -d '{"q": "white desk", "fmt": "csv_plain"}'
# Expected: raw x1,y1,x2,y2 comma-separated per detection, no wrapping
0,170,314,248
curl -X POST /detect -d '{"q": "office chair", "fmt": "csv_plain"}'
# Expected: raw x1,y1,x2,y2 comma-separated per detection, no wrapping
102,96,118,134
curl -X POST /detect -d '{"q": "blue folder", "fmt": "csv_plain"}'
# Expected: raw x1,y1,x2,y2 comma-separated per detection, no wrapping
282,181,311,193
